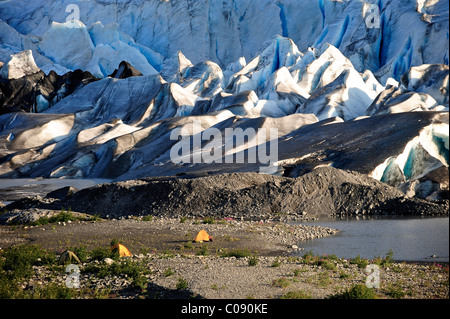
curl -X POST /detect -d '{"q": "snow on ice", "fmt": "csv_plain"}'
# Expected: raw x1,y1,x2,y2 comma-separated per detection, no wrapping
0,0,448,200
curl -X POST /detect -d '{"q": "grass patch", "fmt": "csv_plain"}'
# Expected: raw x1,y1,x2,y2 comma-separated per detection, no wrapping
385,284,406,298
196,245,209,256
271,277,291,288
248,256,259,267
372,250,394,267
176,277,189,290
332,284,378,299
163,267,175,277
83,258,151,281
271,258,282,267
281,290,312,299
0,244,56,280
202,217,215,224
30,209,81,226
142,215,153,222
349,255,369,269
317,259,337,271
180,216,188,223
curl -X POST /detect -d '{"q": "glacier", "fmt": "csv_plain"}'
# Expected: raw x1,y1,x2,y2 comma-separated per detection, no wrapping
0,0,448,80
0,0,448,201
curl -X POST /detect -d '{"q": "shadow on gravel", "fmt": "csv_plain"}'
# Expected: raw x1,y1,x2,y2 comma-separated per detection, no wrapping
146,282,204,299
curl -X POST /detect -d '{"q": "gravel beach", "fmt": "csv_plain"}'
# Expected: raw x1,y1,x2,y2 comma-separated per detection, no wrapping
0,214,448,299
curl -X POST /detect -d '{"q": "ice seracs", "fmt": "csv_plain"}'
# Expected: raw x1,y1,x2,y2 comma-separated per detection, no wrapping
0,50,40,80
0,0,448,200
298,68,378,121
400,64,449,106
38,20,94,71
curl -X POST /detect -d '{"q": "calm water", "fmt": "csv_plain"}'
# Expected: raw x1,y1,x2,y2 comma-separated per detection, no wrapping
293,216,449,262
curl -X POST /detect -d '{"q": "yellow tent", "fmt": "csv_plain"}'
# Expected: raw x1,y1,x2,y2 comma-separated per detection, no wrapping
110,243,132,257
193,229,213,243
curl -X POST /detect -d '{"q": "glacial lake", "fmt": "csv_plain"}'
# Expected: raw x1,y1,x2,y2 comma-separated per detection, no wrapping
1,178,448,263
293,216,449,263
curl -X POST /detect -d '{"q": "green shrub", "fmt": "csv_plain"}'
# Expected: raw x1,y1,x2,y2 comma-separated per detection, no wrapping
281,290,312,299
350,255,369,269
70,245,89,263
131,274,148,292
0,244,55,280
271,258,281,267
89,247,112,261
248,256,259,267
26,283,74,299
373,250,395,267
49,209,76,223
83,258,150,281
30,209,85,226
196,245,209,256
271,277,291,288
202,217,215,224
163,267,175,277
180,216,188,223
334,284,378,299
385,285,406,298
176,277,189,290
142,215,153,222
317,259,337,271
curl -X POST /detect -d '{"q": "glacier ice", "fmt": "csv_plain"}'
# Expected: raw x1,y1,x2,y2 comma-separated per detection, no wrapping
1,0,447,80
0,50,40,79
370,122,449,190
0,0,448,200
38,20,95,71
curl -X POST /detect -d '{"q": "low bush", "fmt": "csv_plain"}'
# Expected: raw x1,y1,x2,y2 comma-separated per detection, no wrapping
333,284,378,299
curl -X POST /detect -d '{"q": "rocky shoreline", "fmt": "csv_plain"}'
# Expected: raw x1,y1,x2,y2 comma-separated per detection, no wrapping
0,214,448,299
0,213,338,256
0,167,448,300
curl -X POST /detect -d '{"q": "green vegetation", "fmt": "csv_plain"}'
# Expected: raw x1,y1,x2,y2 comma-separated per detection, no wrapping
271,258,282,267
179,216,188,223
385,285,406,298
31,209,77,226
271,277,291,288
142,215,153,222
176,277,189,290
0,244,55,280
372,249,394,267
248,255,259,267
11,209,102,226
333,284,378,299
201,217,215,224
196,245,209,256
163,267,175,277
0,241,446,299
281,290,312,299
349,255,369,268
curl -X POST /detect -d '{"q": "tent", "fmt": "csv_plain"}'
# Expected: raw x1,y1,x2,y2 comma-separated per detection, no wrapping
110,243,132,257
193,230,213,243
59,250,81,264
